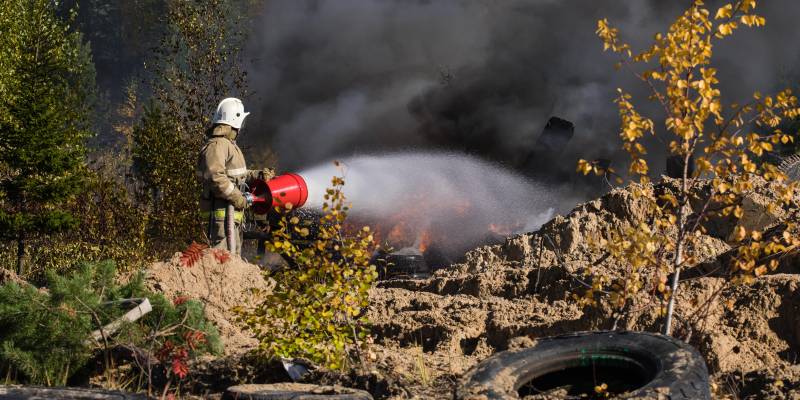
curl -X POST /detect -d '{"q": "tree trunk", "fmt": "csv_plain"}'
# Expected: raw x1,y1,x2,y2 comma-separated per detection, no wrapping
664,197,686,336
16,231,25,276
663,252,682,336
664,151,692,336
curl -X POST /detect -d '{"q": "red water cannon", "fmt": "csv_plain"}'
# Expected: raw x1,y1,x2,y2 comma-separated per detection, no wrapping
250,173,309,214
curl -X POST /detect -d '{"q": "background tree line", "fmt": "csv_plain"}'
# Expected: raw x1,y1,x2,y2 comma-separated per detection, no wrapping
0,0,377,379
0,0,264,281
2,0,799,284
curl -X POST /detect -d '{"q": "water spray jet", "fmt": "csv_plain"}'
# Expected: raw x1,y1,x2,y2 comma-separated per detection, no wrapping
297,151,560,267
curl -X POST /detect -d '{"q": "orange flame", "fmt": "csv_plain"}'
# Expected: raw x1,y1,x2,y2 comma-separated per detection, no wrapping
417,229,433,253
343,196,525,256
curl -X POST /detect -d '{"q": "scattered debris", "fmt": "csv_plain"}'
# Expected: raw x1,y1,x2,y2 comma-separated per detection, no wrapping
86,298,152,345
280,358,313,382
223,383,373,400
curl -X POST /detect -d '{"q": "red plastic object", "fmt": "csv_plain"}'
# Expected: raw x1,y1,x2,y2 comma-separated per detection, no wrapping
266,173,308,209
249,178,272,215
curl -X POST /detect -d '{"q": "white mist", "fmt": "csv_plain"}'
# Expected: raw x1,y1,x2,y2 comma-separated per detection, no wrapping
298,152,556,259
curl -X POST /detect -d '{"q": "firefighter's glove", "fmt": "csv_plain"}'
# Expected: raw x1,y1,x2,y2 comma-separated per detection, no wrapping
232,193,248,210
260,167,276,180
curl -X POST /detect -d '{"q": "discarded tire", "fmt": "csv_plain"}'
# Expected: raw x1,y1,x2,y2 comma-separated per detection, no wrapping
779,154,800,181
223,383,373,400
0,385,147,399
457,331,710,400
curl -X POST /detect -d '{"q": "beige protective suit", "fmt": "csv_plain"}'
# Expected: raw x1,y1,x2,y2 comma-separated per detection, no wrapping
197,124,273,255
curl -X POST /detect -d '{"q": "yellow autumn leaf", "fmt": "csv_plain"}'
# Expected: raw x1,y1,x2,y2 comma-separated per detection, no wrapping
715,4,733,20
577,159,589,174
733,226,747,242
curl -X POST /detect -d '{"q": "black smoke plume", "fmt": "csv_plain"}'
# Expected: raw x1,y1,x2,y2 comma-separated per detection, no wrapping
243,0,800,195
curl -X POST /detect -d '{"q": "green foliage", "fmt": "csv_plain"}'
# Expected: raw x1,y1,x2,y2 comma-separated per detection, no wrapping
66,171,150,270
0,169,151,282
238,173,378,371
0,0,264,274
132,0,250,249
137,293,223,357
0,0,96,274
0,260,221,386
70,0,167,87
131,103,196,248
116,283,223,385
0,261,120,385
0,278,93,386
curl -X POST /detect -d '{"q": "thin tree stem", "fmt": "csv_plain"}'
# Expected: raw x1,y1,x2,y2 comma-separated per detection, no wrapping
16,231,25,276
664,264,682,335
664,148,692,336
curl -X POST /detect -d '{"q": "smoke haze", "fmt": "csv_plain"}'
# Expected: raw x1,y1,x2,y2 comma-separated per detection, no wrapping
243,0,800,189
299,152,560,258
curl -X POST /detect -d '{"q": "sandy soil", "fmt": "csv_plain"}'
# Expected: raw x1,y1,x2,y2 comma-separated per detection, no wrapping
361,177,800,399
145,249,274,355
143,176,800,399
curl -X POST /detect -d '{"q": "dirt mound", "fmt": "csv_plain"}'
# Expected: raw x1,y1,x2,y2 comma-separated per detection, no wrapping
0,268,24,286
365,176,800,398
135,177,797,398
718,365,800,399
145,250,273,354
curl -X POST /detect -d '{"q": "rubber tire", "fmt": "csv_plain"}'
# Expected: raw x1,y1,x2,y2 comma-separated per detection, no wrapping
223,383,373,400
0,385,147,400
456,330,710,400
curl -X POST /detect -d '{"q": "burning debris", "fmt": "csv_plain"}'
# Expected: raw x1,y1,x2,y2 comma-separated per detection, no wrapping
297,152,560,275
239,152,556,278
377,248,429,280
524,116,575,181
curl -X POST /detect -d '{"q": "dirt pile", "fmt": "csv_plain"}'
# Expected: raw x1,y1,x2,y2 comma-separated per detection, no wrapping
366,176,800,398
133,177,799,398
0,268,24,286
145,250,273,354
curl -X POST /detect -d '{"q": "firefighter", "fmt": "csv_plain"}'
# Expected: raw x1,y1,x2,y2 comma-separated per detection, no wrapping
198,97,274,256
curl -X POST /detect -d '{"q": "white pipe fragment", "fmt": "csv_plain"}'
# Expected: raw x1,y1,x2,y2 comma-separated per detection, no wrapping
87,298,152,345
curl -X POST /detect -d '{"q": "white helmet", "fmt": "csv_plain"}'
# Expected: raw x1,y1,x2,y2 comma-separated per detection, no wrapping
212,98,250,129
